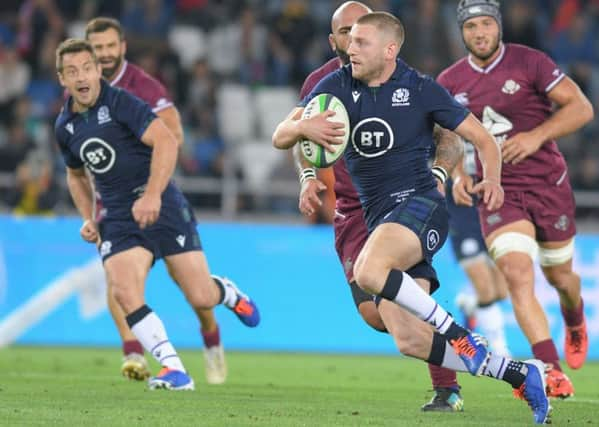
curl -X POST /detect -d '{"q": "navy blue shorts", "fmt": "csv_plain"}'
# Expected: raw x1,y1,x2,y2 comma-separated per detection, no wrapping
446,179,487,262
378,189,449,263
98,201,202,263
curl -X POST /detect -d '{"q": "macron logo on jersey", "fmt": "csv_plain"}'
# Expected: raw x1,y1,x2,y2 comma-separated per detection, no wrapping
97,106,112,125
391,88,410,106
352,91,361,103
65,123,74,134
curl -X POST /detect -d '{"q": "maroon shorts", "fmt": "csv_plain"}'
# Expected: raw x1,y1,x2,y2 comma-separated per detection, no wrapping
334,210,440,293
334,211,369,283
479,178,576,242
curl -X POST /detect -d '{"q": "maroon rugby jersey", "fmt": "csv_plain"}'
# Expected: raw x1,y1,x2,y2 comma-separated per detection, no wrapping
437,43,568,189
300,57,362,215
110,61,173,112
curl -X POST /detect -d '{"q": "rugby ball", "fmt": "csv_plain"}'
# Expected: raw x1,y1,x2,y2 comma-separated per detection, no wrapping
299,93,350,168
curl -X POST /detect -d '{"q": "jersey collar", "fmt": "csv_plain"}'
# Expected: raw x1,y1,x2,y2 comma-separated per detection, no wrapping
467,43,505,74
110,60,128,86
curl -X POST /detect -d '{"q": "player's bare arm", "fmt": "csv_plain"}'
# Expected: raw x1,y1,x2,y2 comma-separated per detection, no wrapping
432,126,463,196
156,105,184,147
133,118,179,228
272,107,345,152
66,166,98,243
502,77,594,165
293,144,327,216
454,113,503,210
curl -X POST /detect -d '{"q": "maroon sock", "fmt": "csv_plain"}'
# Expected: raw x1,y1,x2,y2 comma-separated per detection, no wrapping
428,363,459,389
561,298,584,327
123,339,143,356
532,339,562,372
201,325,221,348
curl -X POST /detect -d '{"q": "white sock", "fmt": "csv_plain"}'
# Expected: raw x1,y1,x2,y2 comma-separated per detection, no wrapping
130,310,186,372
482,354,509,379
477,303,510,357
380,269,456,334
212,275,238,308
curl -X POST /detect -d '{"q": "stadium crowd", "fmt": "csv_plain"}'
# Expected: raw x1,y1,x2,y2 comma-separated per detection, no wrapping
0,0,597,216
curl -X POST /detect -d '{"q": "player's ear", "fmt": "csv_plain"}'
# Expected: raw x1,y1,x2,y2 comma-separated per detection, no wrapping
121,39,127,56
57,71,66,87
328,33,335,52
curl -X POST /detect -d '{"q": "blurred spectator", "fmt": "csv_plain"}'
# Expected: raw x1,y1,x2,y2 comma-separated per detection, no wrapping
181,108,225,178
16,0,64,75
503,1,542,50
551,12,598,96
400,0,453,76
267,0,316,86
188,59,217,112
121,0,173,54
0,43,30,125
0,121,57,214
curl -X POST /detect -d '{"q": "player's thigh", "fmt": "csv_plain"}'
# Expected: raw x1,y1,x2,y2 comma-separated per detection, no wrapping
164,250,219,305
486,220,537,297
357,222,423,273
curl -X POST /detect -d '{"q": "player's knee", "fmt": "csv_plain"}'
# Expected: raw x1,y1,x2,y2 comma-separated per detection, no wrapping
543,266,579,291
185,288,216,310
353,259,379,294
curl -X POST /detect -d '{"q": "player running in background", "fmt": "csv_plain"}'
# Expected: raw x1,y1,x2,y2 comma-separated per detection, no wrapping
84,17,228,385
296,1,468,412
54,39,259,390
448,141,511,358
438,0,593,399
274,12,550,424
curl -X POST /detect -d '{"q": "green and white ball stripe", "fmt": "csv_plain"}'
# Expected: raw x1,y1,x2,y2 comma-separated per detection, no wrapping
300,93,350,168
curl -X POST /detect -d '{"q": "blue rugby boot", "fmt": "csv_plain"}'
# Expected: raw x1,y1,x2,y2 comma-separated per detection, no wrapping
212,275,260,327
148,367,195,391
450,332,490,376
513,359,551,424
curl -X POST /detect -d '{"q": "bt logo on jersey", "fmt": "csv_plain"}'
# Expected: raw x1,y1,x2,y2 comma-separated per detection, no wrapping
79,137,116,173
351,117,394,158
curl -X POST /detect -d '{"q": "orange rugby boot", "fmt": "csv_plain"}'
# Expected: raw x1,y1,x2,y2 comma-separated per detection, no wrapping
565,320,588,370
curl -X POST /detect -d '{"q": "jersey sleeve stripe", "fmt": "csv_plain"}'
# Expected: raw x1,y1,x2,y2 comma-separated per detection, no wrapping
152,102,174,113
545,73,565,93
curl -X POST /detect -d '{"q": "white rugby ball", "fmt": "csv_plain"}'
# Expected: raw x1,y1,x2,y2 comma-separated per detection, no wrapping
299,93,350,168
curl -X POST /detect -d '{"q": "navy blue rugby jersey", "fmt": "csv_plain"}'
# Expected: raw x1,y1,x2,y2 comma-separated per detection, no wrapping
302,58,469,226
55,79,179,220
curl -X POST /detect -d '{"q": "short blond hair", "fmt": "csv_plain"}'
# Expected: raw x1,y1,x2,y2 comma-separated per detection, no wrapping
356,12,405,49
56,38,97,72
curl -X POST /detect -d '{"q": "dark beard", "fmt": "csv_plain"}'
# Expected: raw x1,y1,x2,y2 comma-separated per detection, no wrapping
335,48,350,66
467,39,500,62
101,56,122,79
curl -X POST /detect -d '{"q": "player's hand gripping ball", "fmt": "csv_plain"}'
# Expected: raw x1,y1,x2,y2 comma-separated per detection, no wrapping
300,94,350,168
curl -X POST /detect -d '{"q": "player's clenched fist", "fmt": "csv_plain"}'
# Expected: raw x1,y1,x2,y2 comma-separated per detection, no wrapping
132,193,161,229
80,219,99,243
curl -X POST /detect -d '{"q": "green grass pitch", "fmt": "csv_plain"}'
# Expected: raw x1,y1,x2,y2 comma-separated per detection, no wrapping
1,347,597,426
